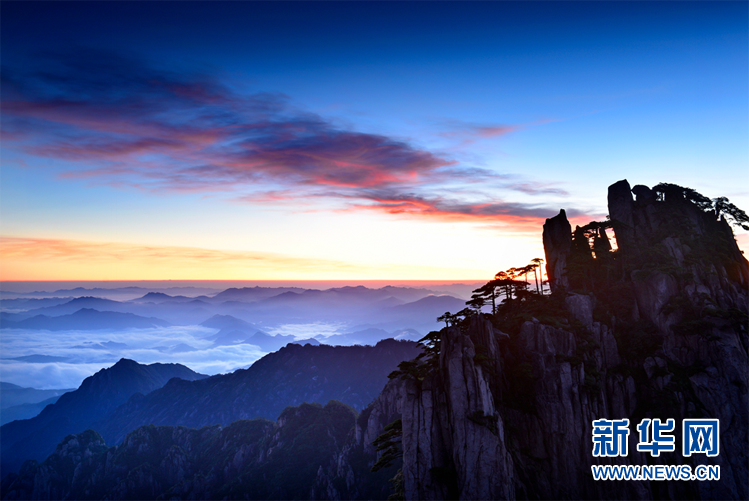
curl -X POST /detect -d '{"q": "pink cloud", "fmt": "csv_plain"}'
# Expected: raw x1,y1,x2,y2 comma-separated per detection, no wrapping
1,49,575,228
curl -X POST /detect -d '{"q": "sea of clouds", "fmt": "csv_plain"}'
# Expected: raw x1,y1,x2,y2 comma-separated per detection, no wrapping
0,323,344,389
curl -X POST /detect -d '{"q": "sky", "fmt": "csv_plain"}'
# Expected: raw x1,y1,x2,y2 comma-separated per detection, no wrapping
1,1,747,282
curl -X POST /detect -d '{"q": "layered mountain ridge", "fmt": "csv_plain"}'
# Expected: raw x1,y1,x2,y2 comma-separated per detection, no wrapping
0,360,208,475
94,339,420,445
0,340,420,483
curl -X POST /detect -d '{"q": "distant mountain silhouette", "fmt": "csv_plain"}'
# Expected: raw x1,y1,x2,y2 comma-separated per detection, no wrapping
242,331,319,351
210,329,255,346
1,308,170,330
123,301,213,325
0,359,206,474
0,297,74,311
18,296,125,317
252,286,441,310
206,327,321,350
70,340,129,351
0,286,220,300
210,286,305,302
133,291,174,301
3,286,467,336
94,339,421,446
387,294,466,315
199,313,255,331
129,291,196,303
390,327,423,341
320,327,392,346
1,354,71,363
361,294,467,333
0,397,60,426
325,285,444,303
372,295,406,307
0,382,73,410
163,342,199,353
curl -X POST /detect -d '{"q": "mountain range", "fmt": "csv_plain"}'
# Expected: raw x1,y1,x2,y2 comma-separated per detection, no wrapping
1,286,467,333
0,339,420,477
0,400,395,500
1,308,171,331
93,339,420,446
0,360,207,474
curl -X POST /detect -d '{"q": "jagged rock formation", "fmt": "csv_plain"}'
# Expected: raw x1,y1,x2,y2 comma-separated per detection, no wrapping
377,180,748,500
543,208,573,291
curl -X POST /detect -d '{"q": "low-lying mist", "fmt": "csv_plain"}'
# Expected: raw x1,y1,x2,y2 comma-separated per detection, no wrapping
0,283,473,389
0,325,271,388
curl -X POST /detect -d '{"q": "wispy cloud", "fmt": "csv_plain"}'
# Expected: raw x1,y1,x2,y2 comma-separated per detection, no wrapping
2,49,572,227
338,188,579,227
435,119,521,140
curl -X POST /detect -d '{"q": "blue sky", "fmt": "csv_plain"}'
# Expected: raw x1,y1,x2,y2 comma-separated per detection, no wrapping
1,1,747,280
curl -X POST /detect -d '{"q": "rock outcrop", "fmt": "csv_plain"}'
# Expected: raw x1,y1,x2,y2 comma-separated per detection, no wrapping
543,209,573,291
387,180,748,500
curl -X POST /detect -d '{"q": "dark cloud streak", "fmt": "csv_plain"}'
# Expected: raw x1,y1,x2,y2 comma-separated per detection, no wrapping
1,49,570,225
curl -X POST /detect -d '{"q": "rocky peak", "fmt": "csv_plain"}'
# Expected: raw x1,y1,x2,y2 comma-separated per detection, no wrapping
542,209,572,292
381,180,748,500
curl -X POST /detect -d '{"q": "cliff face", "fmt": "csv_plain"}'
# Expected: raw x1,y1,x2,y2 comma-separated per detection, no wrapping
399,316,514,500
388,180,748,500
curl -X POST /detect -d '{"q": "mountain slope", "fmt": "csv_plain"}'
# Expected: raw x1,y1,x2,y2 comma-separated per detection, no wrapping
0,400,394,500
94,339,421,445
199,313,255,330
0,359,206,475
242,331,319,350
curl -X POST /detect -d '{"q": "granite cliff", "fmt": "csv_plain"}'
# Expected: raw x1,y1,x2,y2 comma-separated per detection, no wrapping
367,180,748,500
